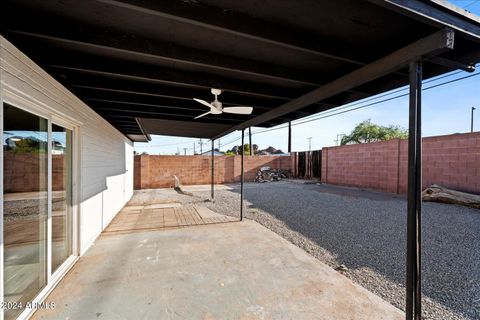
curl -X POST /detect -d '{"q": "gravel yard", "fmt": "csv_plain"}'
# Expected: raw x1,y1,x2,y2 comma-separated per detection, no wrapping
134,181,480,320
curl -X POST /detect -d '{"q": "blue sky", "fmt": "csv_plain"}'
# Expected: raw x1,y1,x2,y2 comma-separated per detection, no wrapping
135,1,480,155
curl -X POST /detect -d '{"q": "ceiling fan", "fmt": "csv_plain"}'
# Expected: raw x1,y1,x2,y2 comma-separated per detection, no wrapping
193,88,253,119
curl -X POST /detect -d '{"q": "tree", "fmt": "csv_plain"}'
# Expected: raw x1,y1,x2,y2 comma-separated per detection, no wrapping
242,144,251,155
8,137,46,153
341,120,408,145
226,143,258,155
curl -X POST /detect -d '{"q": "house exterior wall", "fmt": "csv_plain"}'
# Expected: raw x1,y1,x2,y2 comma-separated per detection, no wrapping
321,132,480,194
1,36,134,255
134,155,294,189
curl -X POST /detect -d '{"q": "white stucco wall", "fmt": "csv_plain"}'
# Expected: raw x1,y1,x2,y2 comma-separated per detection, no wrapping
1,36,134,255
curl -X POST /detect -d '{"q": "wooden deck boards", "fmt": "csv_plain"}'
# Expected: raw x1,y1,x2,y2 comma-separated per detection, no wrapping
103,203,237,235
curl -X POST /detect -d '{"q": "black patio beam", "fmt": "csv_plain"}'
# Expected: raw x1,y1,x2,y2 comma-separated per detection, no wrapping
70,80,286,104
38,51,374,106
8,29,341,87
135,118,151,142
6,29,378,100
80,90,274,111
423,55,476,72
111,125,140,130
113,124,142,131
46,61,309,101
86,98,297,124
94,107,244,123
96,0,368,66
51,67,297,103
69,80,333,118
114,124,140,129
72,81,335,109
108,118,137,123
100,113,284,131
212,28,455,139
369,0,480,42
96,109,243,124
87,98,208,113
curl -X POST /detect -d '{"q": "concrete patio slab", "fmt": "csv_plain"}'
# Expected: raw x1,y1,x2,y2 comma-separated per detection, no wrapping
32,220,403,320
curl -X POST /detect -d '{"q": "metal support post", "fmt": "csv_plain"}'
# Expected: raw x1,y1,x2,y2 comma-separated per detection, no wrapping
406,60,423,320
288,121,292,153
249,127,253,156
211,139,214,200
240,129,245,221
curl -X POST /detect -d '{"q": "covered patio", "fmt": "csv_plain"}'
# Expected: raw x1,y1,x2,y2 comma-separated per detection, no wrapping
2,1,480,320
32,193,402,320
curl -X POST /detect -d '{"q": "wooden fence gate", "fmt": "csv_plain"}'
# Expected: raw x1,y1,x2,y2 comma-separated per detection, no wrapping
292,150,322,180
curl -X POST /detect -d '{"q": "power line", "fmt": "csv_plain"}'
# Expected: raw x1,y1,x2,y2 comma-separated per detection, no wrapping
464,0,480,9
250,70,480,136
137,68,479,150
280,69,465,124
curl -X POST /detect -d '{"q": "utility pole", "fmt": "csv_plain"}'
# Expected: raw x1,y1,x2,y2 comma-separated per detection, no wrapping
183,148,187,156
335,133,346,146
307,137,312,152
199,138,204,154
193,142,196,155
218,138,221,151
472,106,476,133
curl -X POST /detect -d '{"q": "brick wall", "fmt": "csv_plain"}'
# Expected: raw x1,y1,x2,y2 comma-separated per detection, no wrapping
4,152,66,192
321,132,480,194
321,139,401,193
134,155,293,189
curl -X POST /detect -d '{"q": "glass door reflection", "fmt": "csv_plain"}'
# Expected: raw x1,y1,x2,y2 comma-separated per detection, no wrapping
51,124,72,272
3,104,48,320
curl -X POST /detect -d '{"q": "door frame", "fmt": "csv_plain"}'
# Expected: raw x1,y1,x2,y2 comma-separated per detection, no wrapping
0,88,81,320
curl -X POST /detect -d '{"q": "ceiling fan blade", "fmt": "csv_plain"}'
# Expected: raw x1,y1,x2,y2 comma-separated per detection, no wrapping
194,111,211,119
222,106,253,115
193,98,214,110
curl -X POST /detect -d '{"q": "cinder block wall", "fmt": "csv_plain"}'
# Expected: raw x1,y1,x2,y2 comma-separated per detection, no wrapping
401,132,480,194
321,139,401,193
134,155,293,189
321,132,480,194
4,153,66,192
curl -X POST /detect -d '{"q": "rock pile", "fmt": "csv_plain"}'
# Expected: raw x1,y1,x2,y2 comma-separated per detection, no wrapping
254,166,290,183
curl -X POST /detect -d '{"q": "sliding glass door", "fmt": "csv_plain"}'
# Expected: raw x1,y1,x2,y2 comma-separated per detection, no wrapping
51,124,72,273
3,104,74,320
3,104,48,320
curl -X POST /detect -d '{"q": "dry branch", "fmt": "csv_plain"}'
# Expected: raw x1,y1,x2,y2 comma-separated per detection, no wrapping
422,184,480,209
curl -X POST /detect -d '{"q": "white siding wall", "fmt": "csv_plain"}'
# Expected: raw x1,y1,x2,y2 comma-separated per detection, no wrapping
0,36,134,255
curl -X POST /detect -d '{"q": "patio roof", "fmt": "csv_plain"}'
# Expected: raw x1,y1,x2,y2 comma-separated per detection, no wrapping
2,0,480,141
